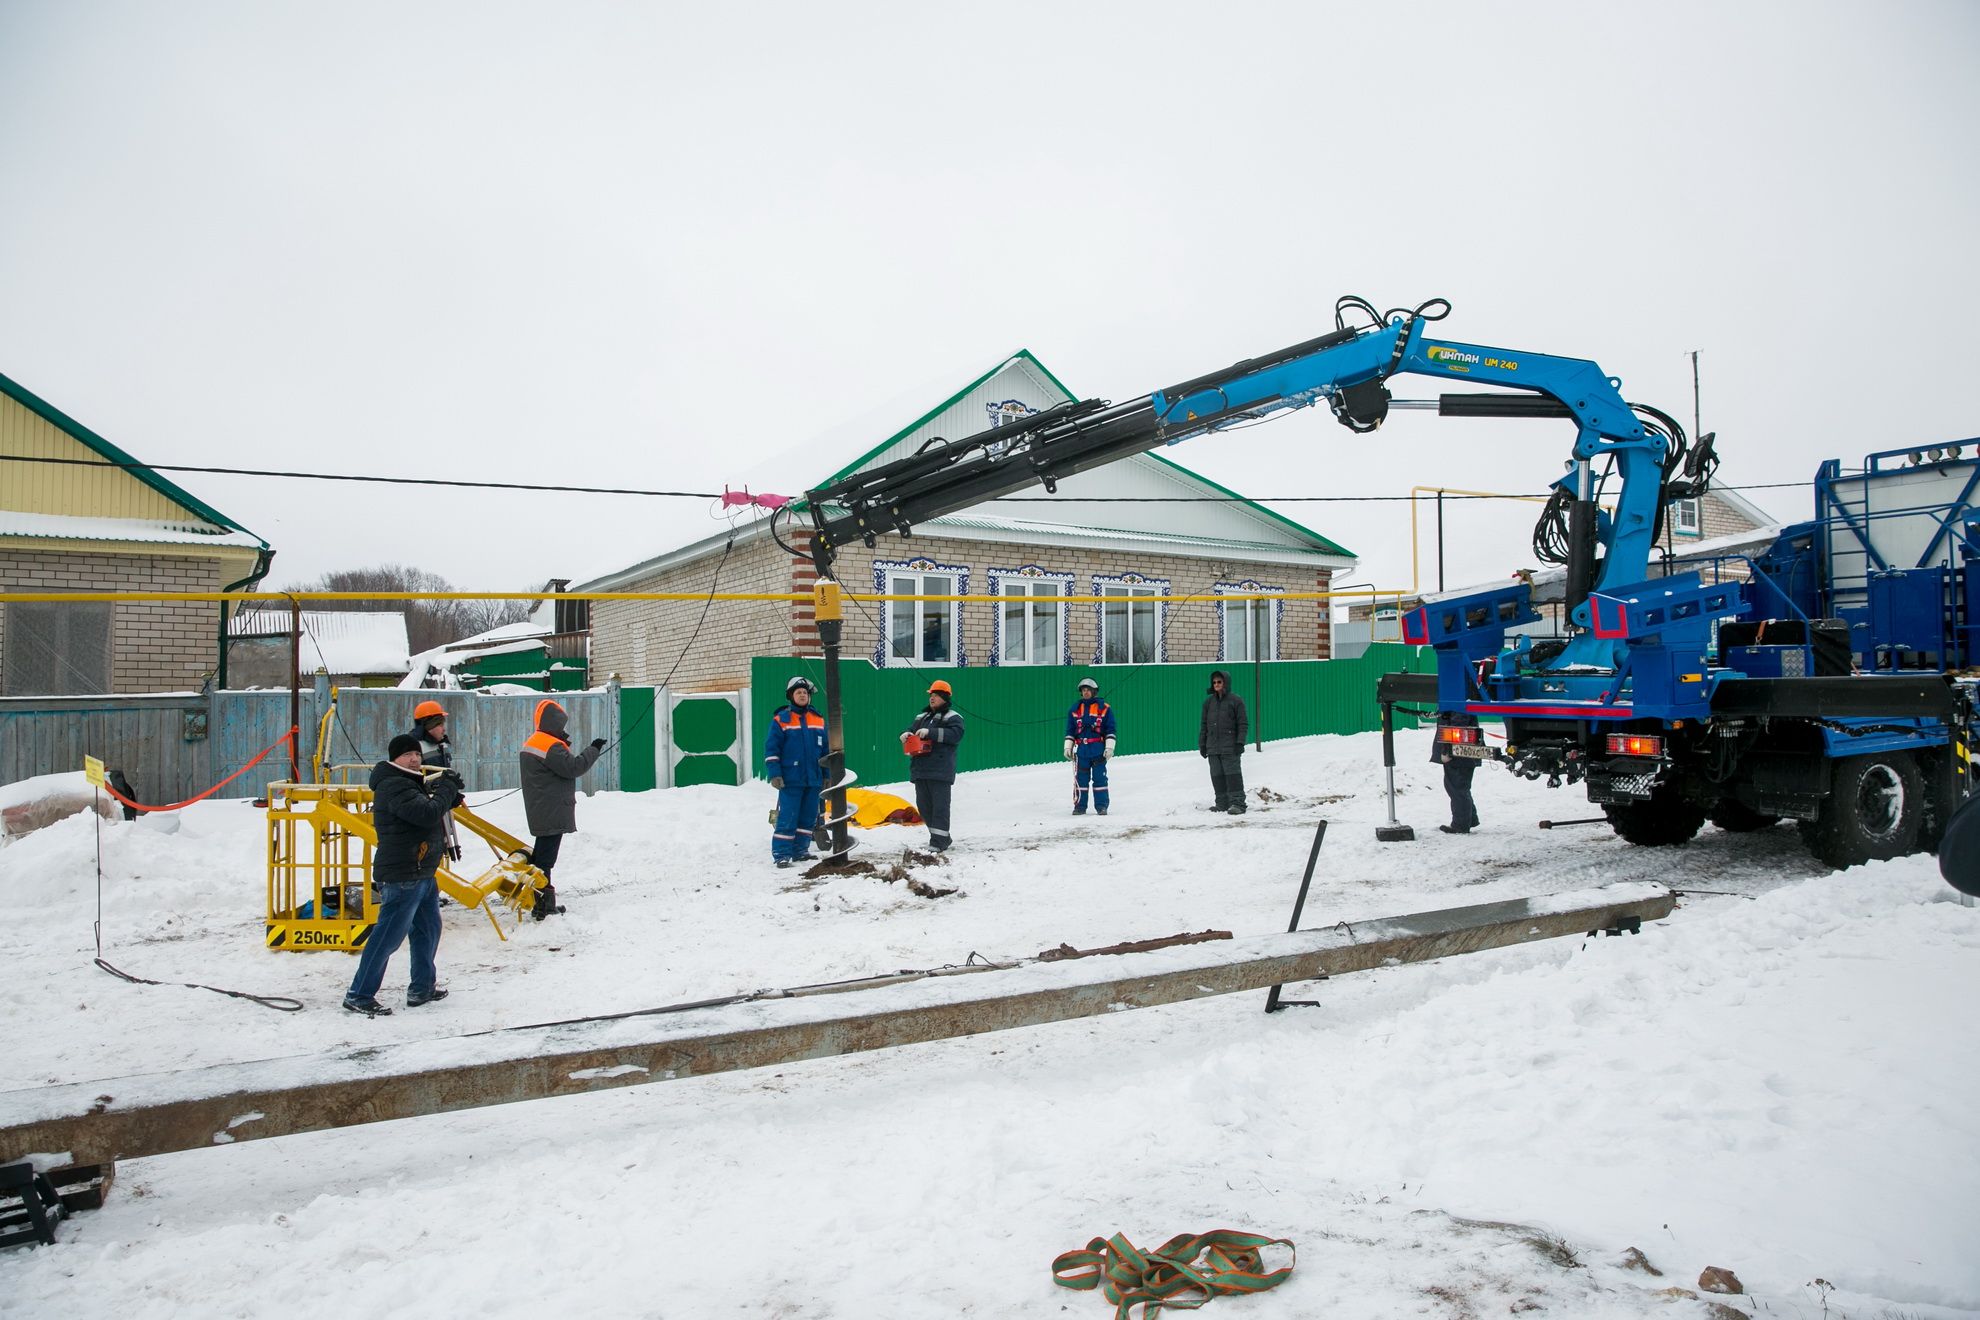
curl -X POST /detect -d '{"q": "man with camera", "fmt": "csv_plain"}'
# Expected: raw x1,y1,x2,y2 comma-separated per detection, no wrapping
343,732,464,1017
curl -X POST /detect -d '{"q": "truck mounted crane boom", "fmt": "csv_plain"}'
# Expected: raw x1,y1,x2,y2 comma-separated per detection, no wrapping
805,296,1708,676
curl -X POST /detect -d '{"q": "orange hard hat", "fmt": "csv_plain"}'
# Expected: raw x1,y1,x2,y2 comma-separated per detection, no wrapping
413,700,445,721
927,680,952,695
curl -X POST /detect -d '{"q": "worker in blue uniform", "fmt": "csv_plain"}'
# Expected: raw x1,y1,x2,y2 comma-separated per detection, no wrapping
763,676,830,867
1064,676,1117,815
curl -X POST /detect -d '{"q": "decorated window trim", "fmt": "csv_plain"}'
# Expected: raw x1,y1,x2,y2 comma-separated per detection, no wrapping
1215,579,1286,663
1091,572,1170,665
986,565,1073,667
873,557,971,668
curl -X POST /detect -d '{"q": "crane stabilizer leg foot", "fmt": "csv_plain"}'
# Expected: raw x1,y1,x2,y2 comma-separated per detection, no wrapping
1376,823,1416,842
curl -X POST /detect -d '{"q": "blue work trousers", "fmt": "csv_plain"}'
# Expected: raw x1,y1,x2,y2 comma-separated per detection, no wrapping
1073,745,1110,813
347,875,441,1004
774,785,822,860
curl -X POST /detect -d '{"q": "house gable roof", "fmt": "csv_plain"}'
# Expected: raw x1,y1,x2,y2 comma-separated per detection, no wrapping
0,370,265,544
583,350,1356,589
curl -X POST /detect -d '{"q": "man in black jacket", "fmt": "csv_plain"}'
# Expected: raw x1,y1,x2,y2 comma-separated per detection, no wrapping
901,679,965,851
1431,710,1483,834
344,734,463,1016
1199,669,1250,815
520,699,605,920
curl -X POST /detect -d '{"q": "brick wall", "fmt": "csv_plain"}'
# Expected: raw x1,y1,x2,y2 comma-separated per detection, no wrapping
589,528,1336,692
0,549,230,694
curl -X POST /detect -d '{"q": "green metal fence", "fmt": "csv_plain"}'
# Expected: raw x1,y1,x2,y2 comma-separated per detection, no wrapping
747,644,1433,786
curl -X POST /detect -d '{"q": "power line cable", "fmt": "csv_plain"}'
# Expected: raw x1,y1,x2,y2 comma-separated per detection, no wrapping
0,450,1815,501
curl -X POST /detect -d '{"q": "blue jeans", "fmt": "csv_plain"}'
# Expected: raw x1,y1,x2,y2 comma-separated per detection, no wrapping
1073,748,1110,812
346,875,441,1003
773,785,822,859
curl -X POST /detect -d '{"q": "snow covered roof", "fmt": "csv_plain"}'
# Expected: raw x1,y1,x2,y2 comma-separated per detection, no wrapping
0,369,267,547
442,620,553,653
0,510,268,549
229,609,411,675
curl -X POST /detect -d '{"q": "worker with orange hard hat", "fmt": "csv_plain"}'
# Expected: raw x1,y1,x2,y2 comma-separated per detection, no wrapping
900,679,965,852
405,698,460,860
409,700,451,769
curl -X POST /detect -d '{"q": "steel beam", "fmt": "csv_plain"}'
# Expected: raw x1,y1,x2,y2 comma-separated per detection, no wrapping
0,883,1673,1168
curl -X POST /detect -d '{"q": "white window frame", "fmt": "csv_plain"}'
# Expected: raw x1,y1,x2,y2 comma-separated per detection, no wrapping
988,566,1071,667
1671,497,1702,536
1217,581,1284,663
873,558,969,668
1092,573,1168,665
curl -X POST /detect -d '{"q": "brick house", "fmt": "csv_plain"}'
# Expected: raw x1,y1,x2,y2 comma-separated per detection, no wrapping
0,371,273,695
579,352,1357,692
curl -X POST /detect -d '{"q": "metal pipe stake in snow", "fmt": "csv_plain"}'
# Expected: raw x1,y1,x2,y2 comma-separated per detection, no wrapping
0,883,1673,1169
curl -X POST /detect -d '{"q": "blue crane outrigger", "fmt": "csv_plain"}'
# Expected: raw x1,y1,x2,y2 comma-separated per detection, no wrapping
798,298,1970,873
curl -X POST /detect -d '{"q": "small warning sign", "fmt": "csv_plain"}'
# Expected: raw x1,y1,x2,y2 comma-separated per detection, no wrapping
83,755,106,788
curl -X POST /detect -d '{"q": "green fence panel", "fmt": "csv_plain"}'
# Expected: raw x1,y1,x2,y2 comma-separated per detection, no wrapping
749,645,1431,787
619,686,657,792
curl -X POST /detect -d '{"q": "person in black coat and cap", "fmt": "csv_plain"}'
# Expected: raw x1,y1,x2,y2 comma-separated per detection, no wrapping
1431,709,1482,834
1199,670,1250,814
344,733,462,1016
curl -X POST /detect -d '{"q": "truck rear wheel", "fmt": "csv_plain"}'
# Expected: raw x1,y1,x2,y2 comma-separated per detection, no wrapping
1603,785,1706,847
1799,752,1922,869
1709,800,1782,833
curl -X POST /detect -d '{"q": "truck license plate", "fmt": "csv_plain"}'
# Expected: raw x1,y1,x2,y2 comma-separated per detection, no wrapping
1451,744,1492,759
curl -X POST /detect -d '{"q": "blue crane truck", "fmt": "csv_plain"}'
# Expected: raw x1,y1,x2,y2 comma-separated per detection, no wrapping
1382,447,1978,871
786,296,1974,877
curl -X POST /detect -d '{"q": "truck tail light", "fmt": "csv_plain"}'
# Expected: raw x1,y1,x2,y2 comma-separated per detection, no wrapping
1606,733,1663,757
1437,726,1481,745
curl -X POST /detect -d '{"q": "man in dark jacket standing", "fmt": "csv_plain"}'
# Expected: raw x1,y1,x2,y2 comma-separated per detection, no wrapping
1431,709,1483,834
901,679,965,852
520,698,605,920
344,733,462,1016
1199,669,1250,815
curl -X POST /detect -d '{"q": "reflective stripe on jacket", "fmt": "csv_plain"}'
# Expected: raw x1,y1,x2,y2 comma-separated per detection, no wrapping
519,699,602,836
1065,699,1115,743
763,704,829,787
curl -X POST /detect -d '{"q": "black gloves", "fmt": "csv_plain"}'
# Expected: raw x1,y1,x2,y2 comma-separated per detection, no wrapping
590,738,608,750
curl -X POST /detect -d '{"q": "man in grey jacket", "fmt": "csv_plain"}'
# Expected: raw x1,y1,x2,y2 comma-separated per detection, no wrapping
520,698,605,920
1199,669,1250,815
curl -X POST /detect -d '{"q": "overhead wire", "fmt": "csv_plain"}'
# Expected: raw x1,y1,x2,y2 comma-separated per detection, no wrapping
0,448,1812,501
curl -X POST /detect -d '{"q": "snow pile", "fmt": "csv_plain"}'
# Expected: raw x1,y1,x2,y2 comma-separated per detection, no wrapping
0,732,1974,1317
0,770,117,838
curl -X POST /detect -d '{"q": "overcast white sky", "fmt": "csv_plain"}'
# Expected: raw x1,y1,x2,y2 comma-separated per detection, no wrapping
1,2,1975,599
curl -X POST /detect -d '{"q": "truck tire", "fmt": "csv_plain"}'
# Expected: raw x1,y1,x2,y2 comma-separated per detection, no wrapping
1603,785,1707,847
1709,800,1782,833
1798,752,1922,869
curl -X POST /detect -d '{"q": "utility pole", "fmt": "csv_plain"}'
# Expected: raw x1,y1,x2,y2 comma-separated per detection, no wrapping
287,596,302,784
1690,350,1702,442
1436,489,1445,593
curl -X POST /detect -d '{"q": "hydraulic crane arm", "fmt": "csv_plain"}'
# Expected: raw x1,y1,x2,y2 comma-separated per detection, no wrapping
804,297,1689,615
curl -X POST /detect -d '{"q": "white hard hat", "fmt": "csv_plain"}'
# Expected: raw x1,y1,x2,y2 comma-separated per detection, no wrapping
786,675,817,696
1077,675,1099,690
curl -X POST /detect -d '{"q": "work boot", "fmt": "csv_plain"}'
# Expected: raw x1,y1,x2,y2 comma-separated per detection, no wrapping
406,987,450,1008
532,883,565,921
342,996,392,1017
1096,808,1108,816
1438,824,1471,834
776,857,793,869
1227,804,1247,816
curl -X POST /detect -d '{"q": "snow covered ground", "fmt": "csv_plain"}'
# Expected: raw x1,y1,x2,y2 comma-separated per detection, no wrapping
1,730,1975,1318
